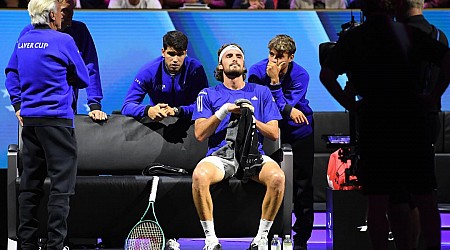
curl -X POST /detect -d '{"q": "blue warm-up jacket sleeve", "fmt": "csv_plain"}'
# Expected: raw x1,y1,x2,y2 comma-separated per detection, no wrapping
4,25,33,112
178,65,208,118
77,23,103,111
62,39,89,90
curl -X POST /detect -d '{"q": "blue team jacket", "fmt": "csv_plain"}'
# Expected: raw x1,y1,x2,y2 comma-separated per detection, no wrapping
5,21,103,112
249,59,313,142
9,26,89,126
122,56,208,118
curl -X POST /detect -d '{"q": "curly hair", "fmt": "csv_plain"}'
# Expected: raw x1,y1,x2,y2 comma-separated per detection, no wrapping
268,34,296,56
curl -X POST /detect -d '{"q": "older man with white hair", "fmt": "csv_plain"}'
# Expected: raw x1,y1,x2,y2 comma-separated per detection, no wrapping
5,0,107,123
5,0,89,249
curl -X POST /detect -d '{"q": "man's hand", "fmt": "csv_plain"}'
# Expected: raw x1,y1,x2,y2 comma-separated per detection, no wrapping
239,103,254,113
164,106,176,117
15,110,23,126
266,61,286,84
234,99,255,113
147,103,169,122
227,104,242,114
88,110,108,121
290,107,309,125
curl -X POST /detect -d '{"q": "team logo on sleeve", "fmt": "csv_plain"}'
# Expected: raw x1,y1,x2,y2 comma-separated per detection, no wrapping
196,91,207,112
196,95,203,112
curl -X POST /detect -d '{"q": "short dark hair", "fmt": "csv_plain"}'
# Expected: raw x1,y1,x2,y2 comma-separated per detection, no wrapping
163,31,188,51
214,43,247,82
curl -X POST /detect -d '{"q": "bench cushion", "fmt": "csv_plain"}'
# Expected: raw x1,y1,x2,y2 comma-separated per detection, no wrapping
75,115,208,175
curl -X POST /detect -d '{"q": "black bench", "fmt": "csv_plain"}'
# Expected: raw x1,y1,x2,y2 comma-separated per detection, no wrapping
7,114,293,248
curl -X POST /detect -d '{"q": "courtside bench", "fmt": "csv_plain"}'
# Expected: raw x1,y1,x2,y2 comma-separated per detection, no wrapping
7,114,293,248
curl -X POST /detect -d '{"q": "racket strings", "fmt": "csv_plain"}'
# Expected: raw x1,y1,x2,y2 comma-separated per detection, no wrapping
126,221,164,250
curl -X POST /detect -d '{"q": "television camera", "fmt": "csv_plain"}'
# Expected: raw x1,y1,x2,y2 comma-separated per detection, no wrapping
319,11,363,189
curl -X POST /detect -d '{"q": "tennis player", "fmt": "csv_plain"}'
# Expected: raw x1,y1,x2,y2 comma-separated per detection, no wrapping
191,43,285,250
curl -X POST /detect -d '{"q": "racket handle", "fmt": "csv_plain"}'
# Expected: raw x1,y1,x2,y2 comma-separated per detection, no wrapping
149,176,159,202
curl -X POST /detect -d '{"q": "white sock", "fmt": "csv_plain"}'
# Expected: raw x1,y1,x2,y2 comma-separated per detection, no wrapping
255,219,273,241
201,220,218,243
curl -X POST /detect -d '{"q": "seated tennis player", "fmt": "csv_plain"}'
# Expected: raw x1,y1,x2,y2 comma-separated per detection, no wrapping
191,43,285,250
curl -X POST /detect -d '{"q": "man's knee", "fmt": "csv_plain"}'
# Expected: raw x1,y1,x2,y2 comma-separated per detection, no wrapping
192,164,208,184
273,170,285,190
192,162,219,188
266,165,285,191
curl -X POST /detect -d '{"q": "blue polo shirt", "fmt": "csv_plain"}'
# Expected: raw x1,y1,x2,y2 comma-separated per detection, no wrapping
193,82,282,156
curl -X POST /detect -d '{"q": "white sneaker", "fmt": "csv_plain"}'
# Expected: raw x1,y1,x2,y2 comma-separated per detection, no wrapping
203,241,222,250
247,236,268,250
166,239,180,250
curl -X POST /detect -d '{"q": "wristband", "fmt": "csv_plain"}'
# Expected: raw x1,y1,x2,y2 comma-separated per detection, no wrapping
214,103,230,121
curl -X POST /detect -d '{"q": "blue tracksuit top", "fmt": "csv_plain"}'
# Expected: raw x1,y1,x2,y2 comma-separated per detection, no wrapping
10,27,89,126
5,21,103,112
121,56,208,119
192,82,282,156
249,59,313,142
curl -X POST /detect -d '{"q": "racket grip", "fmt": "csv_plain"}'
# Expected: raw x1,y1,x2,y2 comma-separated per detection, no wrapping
149,176,159,202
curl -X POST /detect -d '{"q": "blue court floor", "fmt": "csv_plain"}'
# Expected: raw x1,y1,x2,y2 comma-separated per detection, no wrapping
8,208,450,249
177,238,327,249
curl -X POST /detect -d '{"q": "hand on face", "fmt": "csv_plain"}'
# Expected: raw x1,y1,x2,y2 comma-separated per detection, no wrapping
267,49,292,83
266,61,285,83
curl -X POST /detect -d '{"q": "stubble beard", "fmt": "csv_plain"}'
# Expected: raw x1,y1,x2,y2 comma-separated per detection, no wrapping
224,66,243,80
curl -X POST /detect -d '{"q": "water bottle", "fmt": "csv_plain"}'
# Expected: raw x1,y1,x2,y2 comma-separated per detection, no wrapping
270,234,281,250
257,236,268,250
283,235,293,250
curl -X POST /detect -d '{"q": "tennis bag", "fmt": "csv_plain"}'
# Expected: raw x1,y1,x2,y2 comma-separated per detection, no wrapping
142,163,189,176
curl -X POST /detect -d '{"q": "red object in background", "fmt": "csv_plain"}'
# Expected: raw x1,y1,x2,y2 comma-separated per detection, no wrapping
327,149,360,190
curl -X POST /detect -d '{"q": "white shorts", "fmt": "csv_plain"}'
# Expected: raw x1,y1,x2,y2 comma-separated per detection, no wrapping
198,155,276,179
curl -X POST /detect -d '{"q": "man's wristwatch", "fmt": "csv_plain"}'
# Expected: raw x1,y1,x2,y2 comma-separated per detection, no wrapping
173,107,180,117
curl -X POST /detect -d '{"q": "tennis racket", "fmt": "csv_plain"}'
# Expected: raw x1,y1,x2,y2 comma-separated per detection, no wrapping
125,176,165,250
